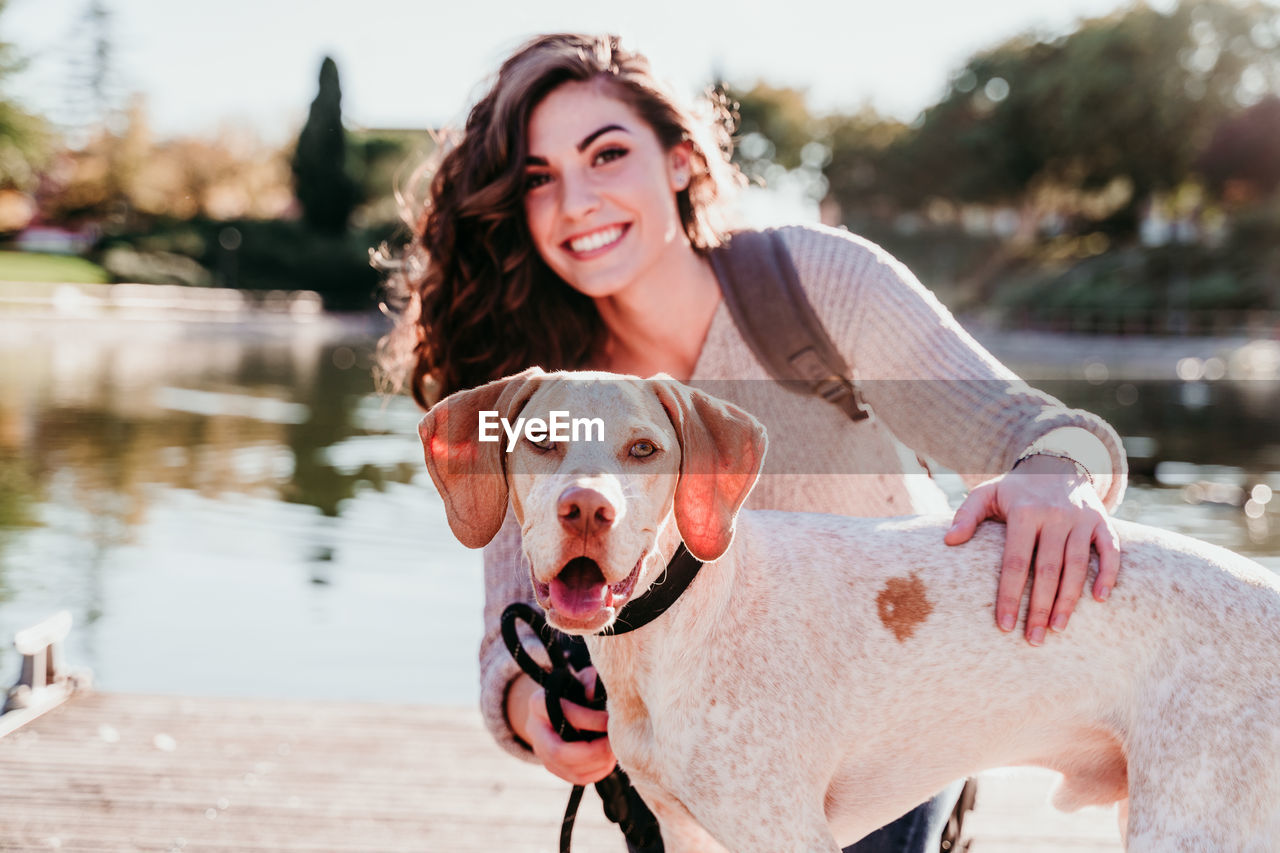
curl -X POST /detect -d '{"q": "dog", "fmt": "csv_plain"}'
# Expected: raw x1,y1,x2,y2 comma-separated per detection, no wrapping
420,369,1280,851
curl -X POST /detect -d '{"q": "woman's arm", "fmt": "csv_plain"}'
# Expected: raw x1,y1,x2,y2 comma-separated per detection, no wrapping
778,225,1127,641
478,508,543,761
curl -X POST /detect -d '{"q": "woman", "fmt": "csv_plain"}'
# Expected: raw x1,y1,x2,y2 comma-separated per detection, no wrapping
382,33,1127,852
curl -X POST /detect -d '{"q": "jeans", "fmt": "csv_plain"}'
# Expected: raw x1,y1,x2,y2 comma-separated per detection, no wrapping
842,780,967,853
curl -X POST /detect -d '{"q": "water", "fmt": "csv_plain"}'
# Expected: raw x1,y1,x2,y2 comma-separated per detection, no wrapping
0,319,1277,706
0,317,480,705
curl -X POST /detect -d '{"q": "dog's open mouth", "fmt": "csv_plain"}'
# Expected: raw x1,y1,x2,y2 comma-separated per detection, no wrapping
536,553,644,623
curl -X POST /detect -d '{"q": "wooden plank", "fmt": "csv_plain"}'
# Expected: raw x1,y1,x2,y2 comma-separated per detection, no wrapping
0,692,1123,852
0,693,622,853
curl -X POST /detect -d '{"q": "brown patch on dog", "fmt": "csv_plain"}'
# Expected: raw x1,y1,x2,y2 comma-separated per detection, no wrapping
876,572,934,641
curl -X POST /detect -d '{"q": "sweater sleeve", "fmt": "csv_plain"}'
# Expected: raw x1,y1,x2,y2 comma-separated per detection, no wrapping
478,506,542,763
777,224,1127,510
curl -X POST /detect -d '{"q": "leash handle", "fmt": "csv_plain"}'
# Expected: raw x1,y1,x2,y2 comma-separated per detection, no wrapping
500,603,602,741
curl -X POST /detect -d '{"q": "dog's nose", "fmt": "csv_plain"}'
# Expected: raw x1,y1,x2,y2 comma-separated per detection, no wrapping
558,486,615,536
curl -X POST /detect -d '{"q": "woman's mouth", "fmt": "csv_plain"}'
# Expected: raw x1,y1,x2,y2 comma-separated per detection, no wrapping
563,224,629,257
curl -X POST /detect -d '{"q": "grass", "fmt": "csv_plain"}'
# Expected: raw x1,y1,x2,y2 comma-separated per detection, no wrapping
0,251,111,284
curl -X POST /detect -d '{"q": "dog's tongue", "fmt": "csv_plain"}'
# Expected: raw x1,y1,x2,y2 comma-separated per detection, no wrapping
550,558,609,619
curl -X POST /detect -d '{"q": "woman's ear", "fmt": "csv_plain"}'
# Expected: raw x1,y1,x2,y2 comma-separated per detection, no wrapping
667,142,693,192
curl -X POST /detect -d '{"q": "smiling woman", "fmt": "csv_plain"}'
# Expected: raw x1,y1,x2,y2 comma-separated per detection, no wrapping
521,82,697,305
378,34,737,405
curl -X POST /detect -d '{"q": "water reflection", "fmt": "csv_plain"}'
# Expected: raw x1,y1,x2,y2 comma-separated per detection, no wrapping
0,322,1276,703
0,318,478,704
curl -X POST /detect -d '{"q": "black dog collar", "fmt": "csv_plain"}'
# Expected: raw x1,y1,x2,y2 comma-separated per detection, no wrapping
598,544,704,636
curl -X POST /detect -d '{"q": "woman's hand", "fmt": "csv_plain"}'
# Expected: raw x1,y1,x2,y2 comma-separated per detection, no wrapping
943,454,1120,645
506,668,617,785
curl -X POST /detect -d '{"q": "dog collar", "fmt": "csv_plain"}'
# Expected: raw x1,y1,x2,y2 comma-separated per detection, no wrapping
598,544,704,636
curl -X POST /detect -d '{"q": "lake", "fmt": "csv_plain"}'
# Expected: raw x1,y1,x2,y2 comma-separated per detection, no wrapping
1,317,1277,706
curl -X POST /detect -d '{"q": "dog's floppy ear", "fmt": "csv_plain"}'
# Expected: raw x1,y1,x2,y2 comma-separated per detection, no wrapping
651,378,767,562
418,368,544,548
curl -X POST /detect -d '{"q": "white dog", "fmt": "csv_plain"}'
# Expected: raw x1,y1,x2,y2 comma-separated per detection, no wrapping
420,369,1280,852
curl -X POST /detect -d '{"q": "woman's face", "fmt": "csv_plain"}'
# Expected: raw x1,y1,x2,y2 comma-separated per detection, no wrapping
522,80,692,300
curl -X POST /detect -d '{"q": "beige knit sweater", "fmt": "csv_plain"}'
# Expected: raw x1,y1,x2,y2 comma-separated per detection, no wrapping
478,223,1128,761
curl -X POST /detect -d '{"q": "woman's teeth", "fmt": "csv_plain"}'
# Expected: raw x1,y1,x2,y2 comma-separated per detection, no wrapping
569,225,624,253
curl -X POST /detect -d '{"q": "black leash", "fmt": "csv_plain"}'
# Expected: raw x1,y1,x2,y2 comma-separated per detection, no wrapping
502,603,664,853
500,544,704,853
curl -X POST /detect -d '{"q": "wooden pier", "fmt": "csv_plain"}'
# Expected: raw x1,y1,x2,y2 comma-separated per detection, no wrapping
0,691,1122,852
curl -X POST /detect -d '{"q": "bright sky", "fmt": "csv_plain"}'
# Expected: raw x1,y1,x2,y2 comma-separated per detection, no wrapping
5,0,1170,144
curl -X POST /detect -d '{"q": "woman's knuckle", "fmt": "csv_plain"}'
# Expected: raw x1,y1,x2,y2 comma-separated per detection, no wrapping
1001,556,1029,574
1034,560,1061,578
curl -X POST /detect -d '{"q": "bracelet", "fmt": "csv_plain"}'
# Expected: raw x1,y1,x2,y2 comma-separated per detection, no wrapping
1012,449,1095,488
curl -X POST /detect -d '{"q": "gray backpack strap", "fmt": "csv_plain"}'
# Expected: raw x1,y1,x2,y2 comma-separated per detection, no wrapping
709,229,870,421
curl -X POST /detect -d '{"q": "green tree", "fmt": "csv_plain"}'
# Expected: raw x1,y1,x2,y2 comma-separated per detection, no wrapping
898,0,1280,233
0,0,49,192
820,107,912,218
719,82,834,205
726,81,816,173
292,56,359,234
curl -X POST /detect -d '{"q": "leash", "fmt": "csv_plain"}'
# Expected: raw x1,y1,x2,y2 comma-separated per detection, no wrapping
500,544,704,852
502,603,664,853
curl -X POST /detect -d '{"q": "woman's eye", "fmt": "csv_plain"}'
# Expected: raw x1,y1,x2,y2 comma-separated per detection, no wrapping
629,440,656,458
528,434,554,451
524,172,551,191
594,147,627,166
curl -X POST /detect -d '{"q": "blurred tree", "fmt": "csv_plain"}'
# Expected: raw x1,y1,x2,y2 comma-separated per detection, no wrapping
820,107,912,218
726,81,815,172
719,81,833,208
899,0,1280,235
347,128,434,228
40,106,293,224
292,56,359,234
1197,95,1280,203
0,0,50,194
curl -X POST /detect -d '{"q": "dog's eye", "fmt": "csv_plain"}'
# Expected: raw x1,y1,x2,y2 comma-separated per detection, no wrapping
629,440,657,458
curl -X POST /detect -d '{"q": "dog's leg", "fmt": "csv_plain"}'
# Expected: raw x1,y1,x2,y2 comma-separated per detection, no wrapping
633,778,840,853
631,780,729,853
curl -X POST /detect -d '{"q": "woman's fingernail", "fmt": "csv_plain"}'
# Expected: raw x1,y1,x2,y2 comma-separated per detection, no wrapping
1099,586,1111,601
1028,627,1045,646
1051,614,1067,631
999,614,1015,631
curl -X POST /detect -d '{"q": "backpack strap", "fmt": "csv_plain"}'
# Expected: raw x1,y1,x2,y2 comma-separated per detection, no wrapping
708,229,870,422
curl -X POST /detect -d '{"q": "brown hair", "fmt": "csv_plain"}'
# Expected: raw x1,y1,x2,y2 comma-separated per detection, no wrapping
378,33,740,408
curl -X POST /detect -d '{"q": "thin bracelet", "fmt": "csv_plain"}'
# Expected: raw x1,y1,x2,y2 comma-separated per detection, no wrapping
1013,450,1095,488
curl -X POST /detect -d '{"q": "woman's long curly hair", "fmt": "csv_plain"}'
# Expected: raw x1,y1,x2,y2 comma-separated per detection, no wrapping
378,33,741,408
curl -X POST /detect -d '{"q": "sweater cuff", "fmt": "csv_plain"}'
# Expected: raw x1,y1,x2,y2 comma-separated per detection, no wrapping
479,639,541,764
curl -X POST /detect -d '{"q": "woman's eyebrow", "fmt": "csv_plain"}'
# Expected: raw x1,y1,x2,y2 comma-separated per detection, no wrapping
577,124,628,151
525,124,630,166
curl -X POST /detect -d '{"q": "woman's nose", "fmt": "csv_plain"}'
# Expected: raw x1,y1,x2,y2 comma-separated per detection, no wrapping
560,170,601,220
